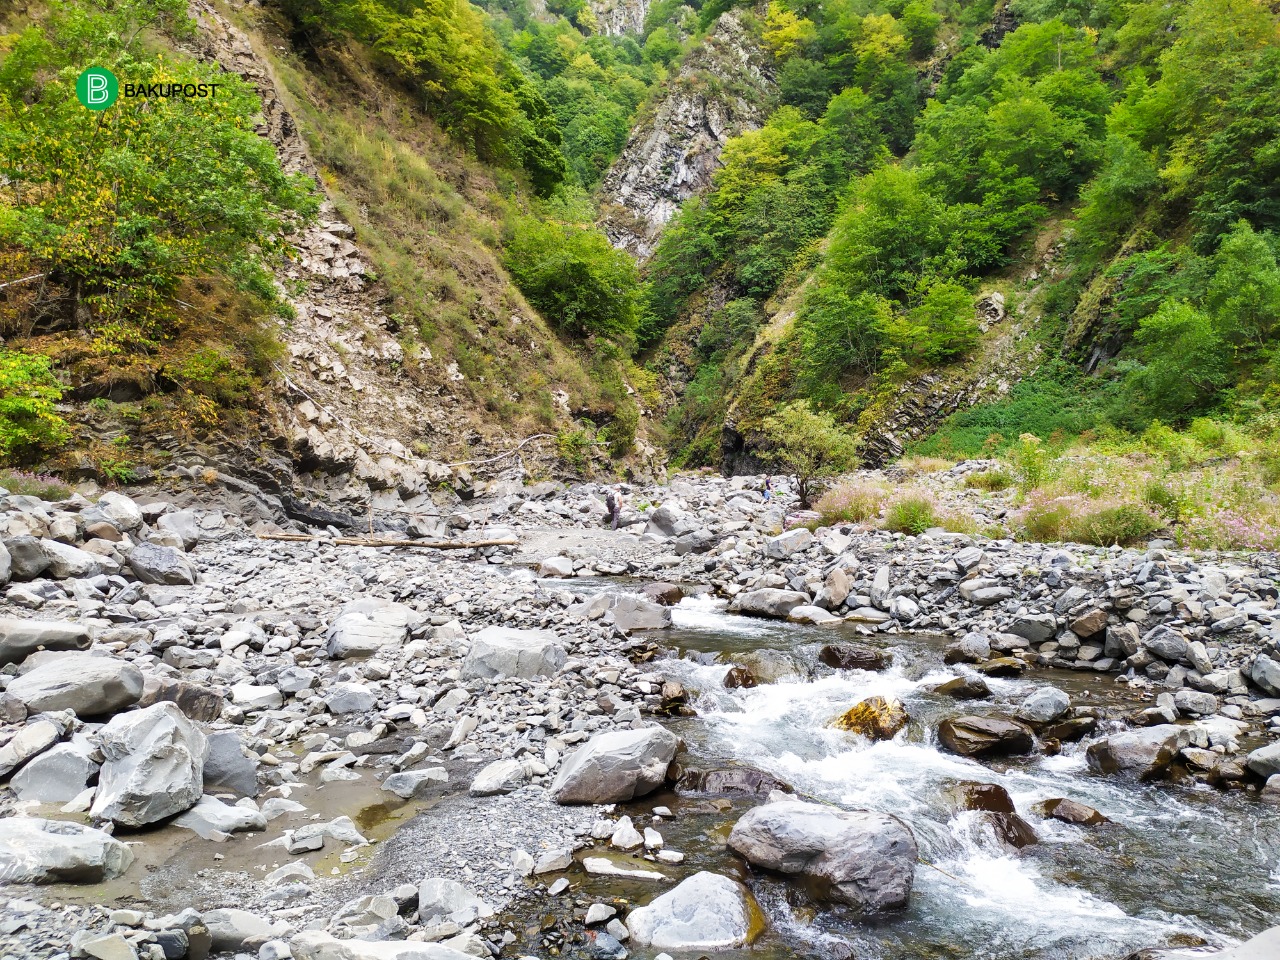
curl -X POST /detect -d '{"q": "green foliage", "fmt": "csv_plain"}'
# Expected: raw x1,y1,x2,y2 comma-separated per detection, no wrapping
1129,301,1232,418
555,427,590,469
0,469,72,499
814,479,887,524
757,400,860,506
505,214,641,346
883,492,937,534
0,348,70,463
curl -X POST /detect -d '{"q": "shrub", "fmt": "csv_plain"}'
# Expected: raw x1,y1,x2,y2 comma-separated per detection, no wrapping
815,481,887,525
897,455,954,476
883,492,938,534
0,469,71,500
965,468,1013,491
0,348,70,463
1016,492,1162,546
758,401,860,507
555,428,590,470
1006,434,1058,491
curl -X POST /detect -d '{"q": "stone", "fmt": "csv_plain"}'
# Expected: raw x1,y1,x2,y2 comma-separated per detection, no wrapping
627,871,756,951
1173,689,1219,716
958,579,1012,605
0,817,133,883
550,725,680,804
382,768,448,798
937,716,1034,758
10,742,97,802
1037,798,1109,826
890,595,920,620
0,617,91,666
416,877,494,926
1086,725,1182,780
934,676,991,700
203,731,260,798
610,595,673,632
537,556,575,577
1014,687,1070,726
138,678,223,722
831,696,908,740
232,683,284,711
1068,608,1107,638
0,719,61,778
127,542,196,585
82,933,139,960
157,510,201,550
91,702,208,826
326,598,418,659
1248,654,1280,697
460,626,566,680
174,795,268,840
4,535,50,581
818,643,887,671
1142,624,1189,662
1246,741,1280,779
97,492,144,530
6,654,143,716
764,528,812,559
324,682,375,715
676,767,793,797
727,589,809,618
728,799,917,912
290,932,477,960
203,909,284,952
788,605,840,625
944,631,991,664
814,567,851,610
640,582,683,606
40,539,102,578
581,856,668,881
533,848,573,874
469,758,527,796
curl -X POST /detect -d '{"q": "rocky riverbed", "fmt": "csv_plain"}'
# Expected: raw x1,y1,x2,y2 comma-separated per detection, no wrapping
1,468,1280,960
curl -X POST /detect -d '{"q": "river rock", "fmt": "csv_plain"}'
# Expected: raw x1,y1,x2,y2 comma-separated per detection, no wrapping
203,731,260,797
610,595,672,631
814,567,851,609
416,877,494,926
1014,687,1070,726
550,725,679,804
933,676,992,700
1246,741,1280,779
537,556,575,577
0,617,91,665
1037,798,1109,825
1141,624,1188,662
819,643,886,671
0,817,134,883
204,909,287,952
174,795,268,840
944,631,991,664
327,598,418,659
40,539,102,578
1247,654,1280,697
640,582,683,605
0,718,61,778
626,871,756,951
97,492,143,530
290,932,477,959
937,716,1034,757
764,528,812,559
157,509,201,549
6,653,144,716
4,536,50,581
831,696,908,740
1008,613,1056,644
91,701,208,826
460,626,566,680
10,741,97,801
727,589,809,618
127,542,196,585
469,758,528,796
1086,724,1181,780
728,799,917,912
676,767,793,797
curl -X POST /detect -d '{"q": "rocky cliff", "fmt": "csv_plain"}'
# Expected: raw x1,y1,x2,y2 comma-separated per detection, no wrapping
596,10,775,260
587,0,650,35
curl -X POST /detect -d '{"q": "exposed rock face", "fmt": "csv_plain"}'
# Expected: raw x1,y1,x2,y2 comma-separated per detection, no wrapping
727,799,918,912
91,702,209,827
0,818,134,883
550,726,679,804
597,10,776,259
627,871,757,951
588,0,650,35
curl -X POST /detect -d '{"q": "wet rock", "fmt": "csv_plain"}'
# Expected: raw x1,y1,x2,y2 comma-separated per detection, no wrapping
938,716,1034,758
627,871,757,951
610,595,673,632
91,701,208,826
819,643,887,671
728,588,809,618
174,795,268,840
722,666,757,689
127,541,196,585
0,617,91,665
789,604,840,625
976,657,1025,677
460,625,566,680
0,817,133,883
11,742,97,802
1040,716,1097,742
986,811,1038,850
640,582,683,605
943,632,991,664
538,556,575,577
382,767,448,798
0,718,61,778
1086,725,1181,781
947,781,1015,814
1014,687,1070,726
676,767,793,797
1245,741,1280,779
831,696,909,741
933,676,992,700
1037,798,1109,826
6,653,143,716
550,725,679,804
727,798,917,912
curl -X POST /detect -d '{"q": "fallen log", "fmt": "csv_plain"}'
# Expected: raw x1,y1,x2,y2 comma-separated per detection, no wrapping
256,533,518,549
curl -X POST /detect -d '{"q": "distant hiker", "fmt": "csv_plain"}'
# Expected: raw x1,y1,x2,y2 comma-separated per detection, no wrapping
605,486,622,530
762,475,773,502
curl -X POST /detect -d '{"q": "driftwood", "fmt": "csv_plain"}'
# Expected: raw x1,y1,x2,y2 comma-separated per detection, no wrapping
256,533,518,549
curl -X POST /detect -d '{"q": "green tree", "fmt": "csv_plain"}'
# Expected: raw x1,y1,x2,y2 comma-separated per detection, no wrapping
1205,220,1280,350
1130,301,1232,417
758,400,860,506
0,348,70,463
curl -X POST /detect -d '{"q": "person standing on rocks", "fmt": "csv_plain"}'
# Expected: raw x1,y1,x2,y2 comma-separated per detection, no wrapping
606,486,623,530
762,475,773,503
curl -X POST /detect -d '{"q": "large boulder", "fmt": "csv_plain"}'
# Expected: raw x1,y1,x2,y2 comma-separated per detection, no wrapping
0,718,61,778
0,817,133,883
460,626,566,680
0,617,91,666
469,758,528,797
203,731,260,797
938,716,1034,758
1085,725,1181,781
4,536,50,580
819,643,888,671
609,596,672,632
6,654,143,716
550,726,679,804
127,542,196,585
1141,624,1189,662
627,871,757,951
1246,742,1280,779
91,702,208,827
727,589,809,619
764,528,813,559
97,492,144,531
1248,654,1280,697
11,742,98,802
39,539,102,578
157,509,201,550
832,696,908,741
1014,687,1070,726
727,799,917,912
327,598,419,659
416,877,494,926
291,932,476,960
173,795,267,840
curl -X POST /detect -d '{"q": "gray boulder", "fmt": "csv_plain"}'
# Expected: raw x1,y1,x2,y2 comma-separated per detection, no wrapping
203,908,287,952
91,702,208,826
627,871,755,951
0,718,62,778
324,682,375,715
0,616,91,665
40,539,103,578
728,589,809,619
551,726,679,804
469,758,528,797
1246,742,1280,779
1248,654,1280,697
97,492,143,531
537,556,575,577
416,877,494,926
382,768,448,799
6,654,143,716
203,731,260,798
156,509,201,550
291,932,476,960
1086,725,1182,780
1142,624,1188,662
326,598,418,659
460,626,566,680
4,536,50,581
174,795,267,840
1015,687,1070,726
764,528,812,559
0,541,10,585
609,595,672,632
127,541,196,585
728,799,917,912
10,741,97,802
1008,613,1056,644
0,817,133,883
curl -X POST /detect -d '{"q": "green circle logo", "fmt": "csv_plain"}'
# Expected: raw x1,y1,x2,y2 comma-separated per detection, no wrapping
76,67,118,110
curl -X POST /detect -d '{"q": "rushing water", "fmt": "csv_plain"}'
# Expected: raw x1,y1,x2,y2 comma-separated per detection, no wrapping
629,594,1280,960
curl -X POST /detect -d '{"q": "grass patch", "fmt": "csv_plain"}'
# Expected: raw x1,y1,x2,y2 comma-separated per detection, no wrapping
0,469,72,500
815,480,888,525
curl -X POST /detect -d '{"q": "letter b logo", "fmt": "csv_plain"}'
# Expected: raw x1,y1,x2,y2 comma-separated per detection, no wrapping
76,67,118,110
